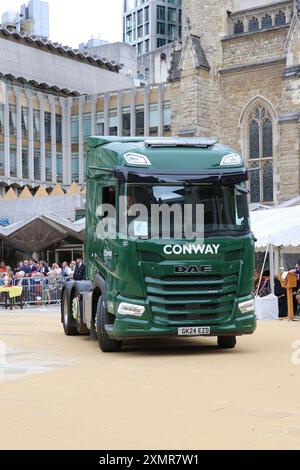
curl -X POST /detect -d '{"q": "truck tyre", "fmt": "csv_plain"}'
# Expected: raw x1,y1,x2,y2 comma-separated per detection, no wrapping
218,336,236,349
62,288,78,336
96,296,122,352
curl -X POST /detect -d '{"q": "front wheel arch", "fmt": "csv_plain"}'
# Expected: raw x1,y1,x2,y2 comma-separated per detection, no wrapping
96,296,122,352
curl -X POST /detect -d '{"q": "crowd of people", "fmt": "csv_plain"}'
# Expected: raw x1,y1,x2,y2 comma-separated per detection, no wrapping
2,256,300,315
0,258,86,287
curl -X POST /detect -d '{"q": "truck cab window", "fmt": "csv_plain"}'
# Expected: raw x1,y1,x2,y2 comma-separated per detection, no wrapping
102,186,116,208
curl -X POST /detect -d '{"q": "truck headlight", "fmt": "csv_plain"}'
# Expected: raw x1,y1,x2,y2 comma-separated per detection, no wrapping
220,153,242,166
118,303,145,317
238,299,255,314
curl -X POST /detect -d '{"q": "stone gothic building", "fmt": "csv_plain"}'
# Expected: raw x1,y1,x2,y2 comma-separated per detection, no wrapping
169,0,300,205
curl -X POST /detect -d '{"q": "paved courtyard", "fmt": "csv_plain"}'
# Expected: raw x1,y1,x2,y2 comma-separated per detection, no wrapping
0,307,300,450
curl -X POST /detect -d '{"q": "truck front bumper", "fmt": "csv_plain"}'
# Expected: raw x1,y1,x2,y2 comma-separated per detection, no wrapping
108,313,256,340
108,294,256,340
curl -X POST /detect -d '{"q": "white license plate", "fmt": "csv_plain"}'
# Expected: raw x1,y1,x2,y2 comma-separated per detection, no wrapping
178,327,211,336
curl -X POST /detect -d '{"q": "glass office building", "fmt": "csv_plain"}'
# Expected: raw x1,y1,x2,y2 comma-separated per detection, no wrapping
123,0,182,55
21,0,49,38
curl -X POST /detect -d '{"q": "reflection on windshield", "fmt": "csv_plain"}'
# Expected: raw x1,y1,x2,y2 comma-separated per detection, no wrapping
125,183,250,237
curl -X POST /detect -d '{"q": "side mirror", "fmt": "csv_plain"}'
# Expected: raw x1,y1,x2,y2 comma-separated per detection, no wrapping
236,194,248,219
235,184,249,195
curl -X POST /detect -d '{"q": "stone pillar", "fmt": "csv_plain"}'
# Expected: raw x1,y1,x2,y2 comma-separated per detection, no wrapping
26,90,34,181
149,0,157,51
117,90,123,136
91,94,97,135
144,85,151,136
130,89,137,136
79,95,85,184
2,82,10,178
49,95,57,184
37,92,46,182
104,93,109,135
14,87,22,179
66,97,73,185
59,97,68,185
158,83,164,136
183,0,232,69
271,12,275,25
257,14,262,30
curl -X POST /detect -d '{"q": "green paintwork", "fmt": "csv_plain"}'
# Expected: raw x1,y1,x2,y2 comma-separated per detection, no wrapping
85,136,256,339
87,136,243,172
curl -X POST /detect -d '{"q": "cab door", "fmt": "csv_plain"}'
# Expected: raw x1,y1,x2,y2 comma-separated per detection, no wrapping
93,181,118,275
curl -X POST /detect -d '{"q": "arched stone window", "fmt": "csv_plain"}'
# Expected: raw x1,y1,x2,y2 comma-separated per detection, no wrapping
262,14,272,29
275,10,286,26
248,17,259,32
247,105,274,203
234,20,244,35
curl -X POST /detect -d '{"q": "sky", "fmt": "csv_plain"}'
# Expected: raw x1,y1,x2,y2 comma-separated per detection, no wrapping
0,0,123,47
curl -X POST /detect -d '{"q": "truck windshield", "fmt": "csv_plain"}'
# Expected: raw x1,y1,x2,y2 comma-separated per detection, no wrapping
124,183,250,237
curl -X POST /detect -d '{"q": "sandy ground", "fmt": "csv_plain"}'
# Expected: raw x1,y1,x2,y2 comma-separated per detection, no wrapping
0,307,300,450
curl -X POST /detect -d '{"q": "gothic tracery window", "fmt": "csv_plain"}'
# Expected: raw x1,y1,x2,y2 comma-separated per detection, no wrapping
275,10,286,26
234,20,244,35
248,105,274,203
262,14,272,29
249,17,259,32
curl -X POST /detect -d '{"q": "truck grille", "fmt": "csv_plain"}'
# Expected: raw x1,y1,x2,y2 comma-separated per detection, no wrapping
154,313,220,323
145,273,238,325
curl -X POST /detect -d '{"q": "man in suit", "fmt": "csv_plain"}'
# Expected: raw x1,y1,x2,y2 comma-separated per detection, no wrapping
27,259,37,276
21,259,35,276
73,258,86,281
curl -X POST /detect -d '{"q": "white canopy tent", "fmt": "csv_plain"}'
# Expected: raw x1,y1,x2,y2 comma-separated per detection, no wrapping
251,206,300,250
250,205,300,294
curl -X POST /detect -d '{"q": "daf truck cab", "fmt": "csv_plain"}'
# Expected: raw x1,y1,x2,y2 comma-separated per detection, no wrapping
61,137,256,352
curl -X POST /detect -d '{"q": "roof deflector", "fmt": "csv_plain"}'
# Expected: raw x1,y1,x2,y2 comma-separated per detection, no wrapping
144,138,218,148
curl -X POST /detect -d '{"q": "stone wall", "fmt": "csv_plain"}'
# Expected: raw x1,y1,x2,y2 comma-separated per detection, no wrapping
183,0,233,70
170,0,300,204
218,63,285,149
217,61,298,203
222,27,289,68
170,43,211,137
277,119,300,201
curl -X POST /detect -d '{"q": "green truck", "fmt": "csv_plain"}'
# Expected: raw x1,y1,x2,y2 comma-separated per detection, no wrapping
61,137,256,352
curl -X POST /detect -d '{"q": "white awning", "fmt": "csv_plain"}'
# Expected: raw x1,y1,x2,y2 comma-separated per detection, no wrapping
251,206,300,249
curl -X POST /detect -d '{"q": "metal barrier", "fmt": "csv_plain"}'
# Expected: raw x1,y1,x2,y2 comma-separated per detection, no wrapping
0,275,73,309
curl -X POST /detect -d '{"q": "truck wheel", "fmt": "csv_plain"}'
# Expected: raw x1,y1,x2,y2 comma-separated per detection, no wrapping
96,296,122,352
218,336,236,349
71,286,89,335
62,288,78,336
